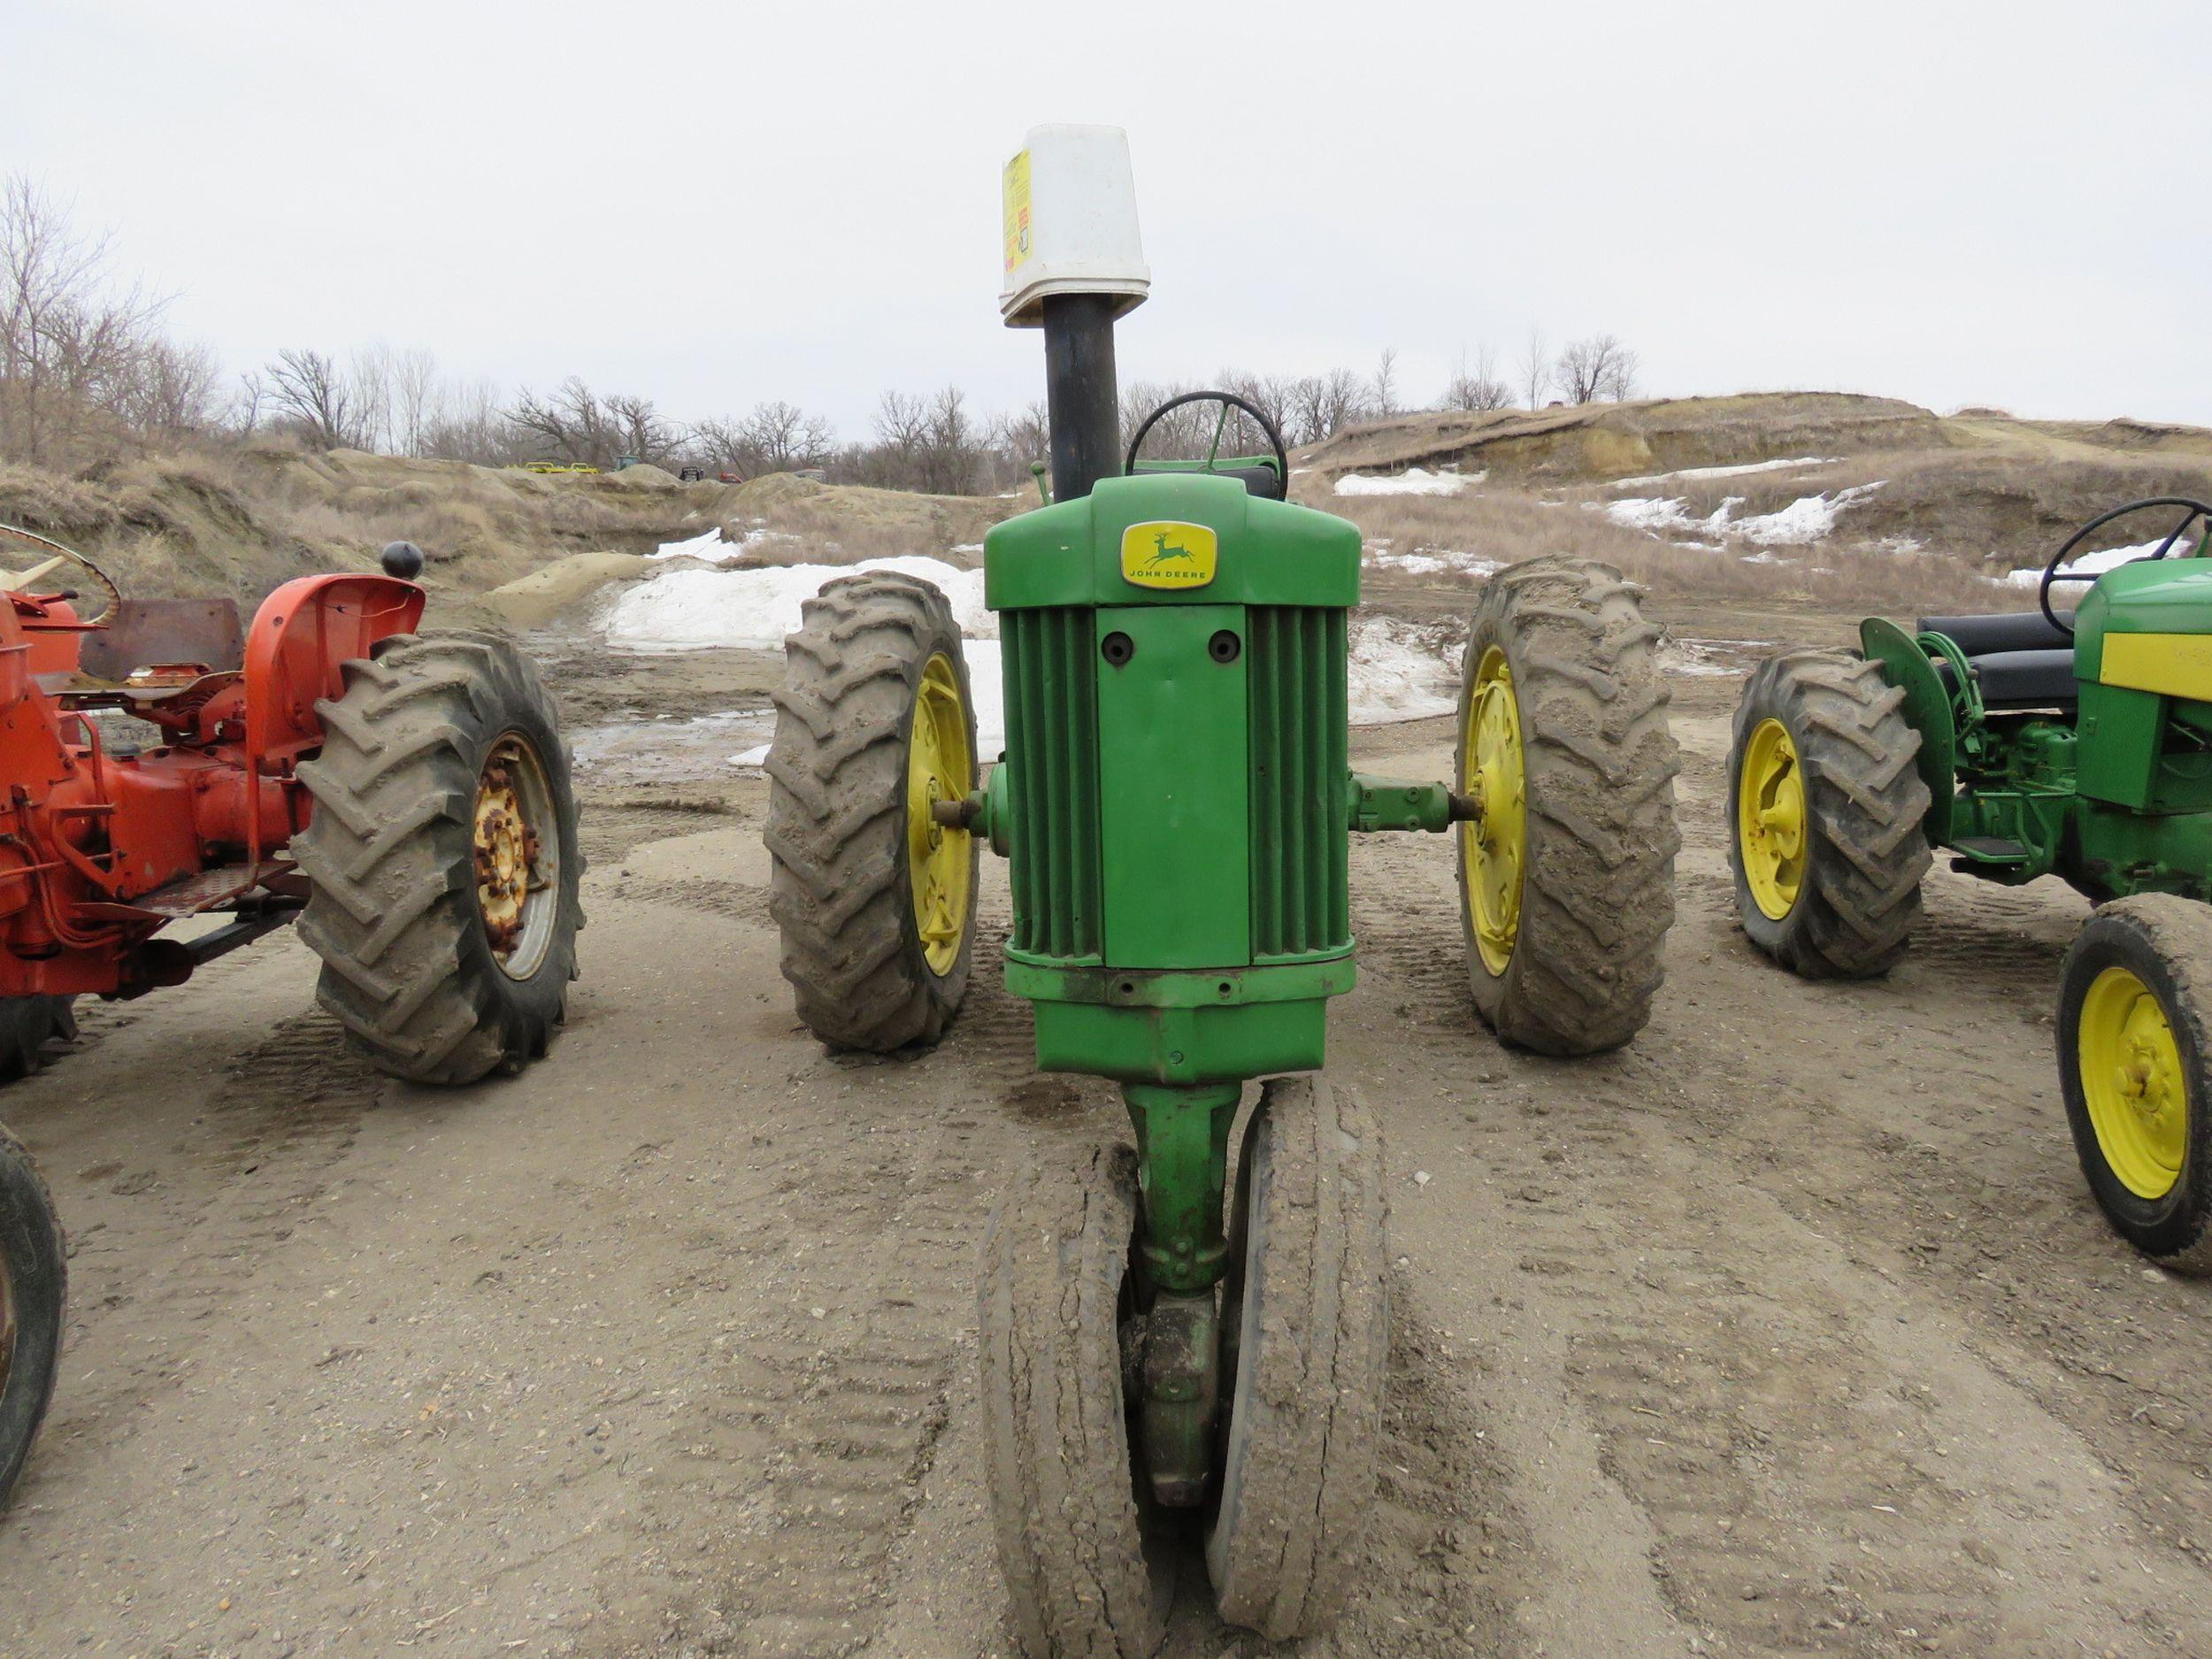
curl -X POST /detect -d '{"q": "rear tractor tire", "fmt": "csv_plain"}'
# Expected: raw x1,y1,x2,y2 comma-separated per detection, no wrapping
767,572,979,1051
296,632,583,1085
2058,896,2212,1270
1456,556,1680,1055
0,1124,65,1509
1728,649,1931,978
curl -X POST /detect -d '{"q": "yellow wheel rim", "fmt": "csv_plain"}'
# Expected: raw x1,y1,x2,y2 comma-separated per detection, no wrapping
907,653,973,977
1738,717,1807,922
2078,965,2188,1200
1461,646,1527,977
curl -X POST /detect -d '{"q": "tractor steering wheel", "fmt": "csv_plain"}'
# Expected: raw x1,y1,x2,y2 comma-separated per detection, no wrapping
2039,496,2212,636
1123,390,1291,498
0,523,122,626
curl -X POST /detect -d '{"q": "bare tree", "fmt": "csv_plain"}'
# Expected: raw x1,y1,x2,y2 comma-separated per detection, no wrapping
394,346,438,458
1444,342,1511,412
426,376,510,463
604,392,676,465
114,337,219,438
1371,347,1400,419
868,389,931,485
507,376,682,466
228,369,267,435
1517,326,1550,411
1218,372,1296,446
920,386,979,494
739,400,835,472
348,344,395,452
0,175,170,461
1555,334,1640,404
265,348,357,449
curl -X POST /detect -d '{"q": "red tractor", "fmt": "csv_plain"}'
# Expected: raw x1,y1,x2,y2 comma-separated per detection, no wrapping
0,525,582,1507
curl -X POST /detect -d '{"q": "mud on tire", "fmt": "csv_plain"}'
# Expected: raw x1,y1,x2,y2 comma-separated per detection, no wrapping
1728,649,1932,978
979,1143,1171,1659
0,1123,65,1509
767,572,978,1052
296,631,582,1085
1459,556,1680,1055
1208,1074,1388,1640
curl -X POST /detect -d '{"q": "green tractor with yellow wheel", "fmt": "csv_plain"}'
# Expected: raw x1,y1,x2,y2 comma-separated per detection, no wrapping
765,125,1679,1652
1728,495,2212,1266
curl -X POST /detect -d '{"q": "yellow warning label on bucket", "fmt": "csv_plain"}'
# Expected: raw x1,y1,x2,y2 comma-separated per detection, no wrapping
1002,150,1033,276
1120,521,1218,589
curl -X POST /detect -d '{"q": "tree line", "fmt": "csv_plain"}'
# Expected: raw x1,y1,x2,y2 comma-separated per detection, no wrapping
3,175,1642,492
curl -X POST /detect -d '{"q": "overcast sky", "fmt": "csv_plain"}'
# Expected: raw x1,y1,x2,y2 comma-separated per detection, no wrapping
15,1,2209,437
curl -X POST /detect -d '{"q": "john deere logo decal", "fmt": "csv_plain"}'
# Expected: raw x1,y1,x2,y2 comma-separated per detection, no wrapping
1120,521,1218,589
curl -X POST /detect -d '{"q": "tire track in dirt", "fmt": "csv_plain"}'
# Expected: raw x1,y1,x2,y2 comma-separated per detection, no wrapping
49,1008,388,1458
578,875,1005,1659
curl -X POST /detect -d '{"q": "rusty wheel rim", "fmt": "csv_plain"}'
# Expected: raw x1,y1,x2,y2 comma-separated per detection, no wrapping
474,732,560,980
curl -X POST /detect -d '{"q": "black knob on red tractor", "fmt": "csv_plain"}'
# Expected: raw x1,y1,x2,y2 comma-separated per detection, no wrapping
380,541,426,580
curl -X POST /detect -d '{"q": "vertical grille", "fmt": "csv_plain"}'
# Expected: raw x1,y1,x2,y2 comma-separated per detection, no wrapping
1002,608,1102,960
1248,607,1350,958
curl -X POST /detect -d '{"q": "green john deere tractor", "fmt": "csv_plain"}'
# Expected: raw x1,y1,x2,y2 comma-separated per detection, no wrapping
764,126,1679,1652
1728,495,2212,1267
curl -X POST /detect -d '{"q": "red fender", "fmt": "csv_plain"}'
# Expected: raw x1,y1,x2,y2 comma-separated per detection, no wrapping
243,574,425,769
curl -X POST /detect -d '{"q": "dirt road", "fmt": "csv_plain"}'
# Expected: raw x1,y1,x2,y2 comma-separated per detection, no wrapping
4,622,2209,1659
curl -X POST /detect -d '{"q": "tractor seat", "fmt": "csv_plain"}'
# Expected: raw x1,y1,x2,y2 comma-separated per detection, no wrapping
1917,611,2073,654
1933,647,2079,710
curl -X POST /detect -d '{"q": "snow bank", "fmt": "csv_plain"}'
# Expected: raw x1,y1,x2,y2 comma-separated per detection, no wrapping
2003,536,2171,588
1334,467,1473,498
648,527,741,562
1599,483,1881,546
1367,547,1504,579
605,557,994,652
1610,457,1836,488
1347,617,1461,724
1732,483,1884,545
647,526,796,562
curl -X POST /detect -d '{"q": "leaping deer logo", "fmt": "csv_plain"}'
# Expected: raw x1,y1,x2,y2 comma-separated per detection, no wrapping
1140,530,1199,571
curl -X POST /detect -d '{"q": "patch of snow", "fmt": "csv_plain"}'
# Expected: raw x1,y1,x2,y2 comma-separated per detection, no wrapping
1599,484,1880,548
1610,457,1837,489
605,556,994,653
730,742,769,767
1334,467,1470,498
1367,547,1505,579
1347,616,1462,725
1599,496,1695,534
649,527,741,562
2004,536,2173,588
1732,483,1885,545
648,526,795,563
951,542,984,554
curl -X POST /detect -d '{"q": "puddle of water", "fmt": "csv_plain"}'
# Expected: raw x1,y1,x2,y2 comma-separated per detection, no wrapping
571,707,775,788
